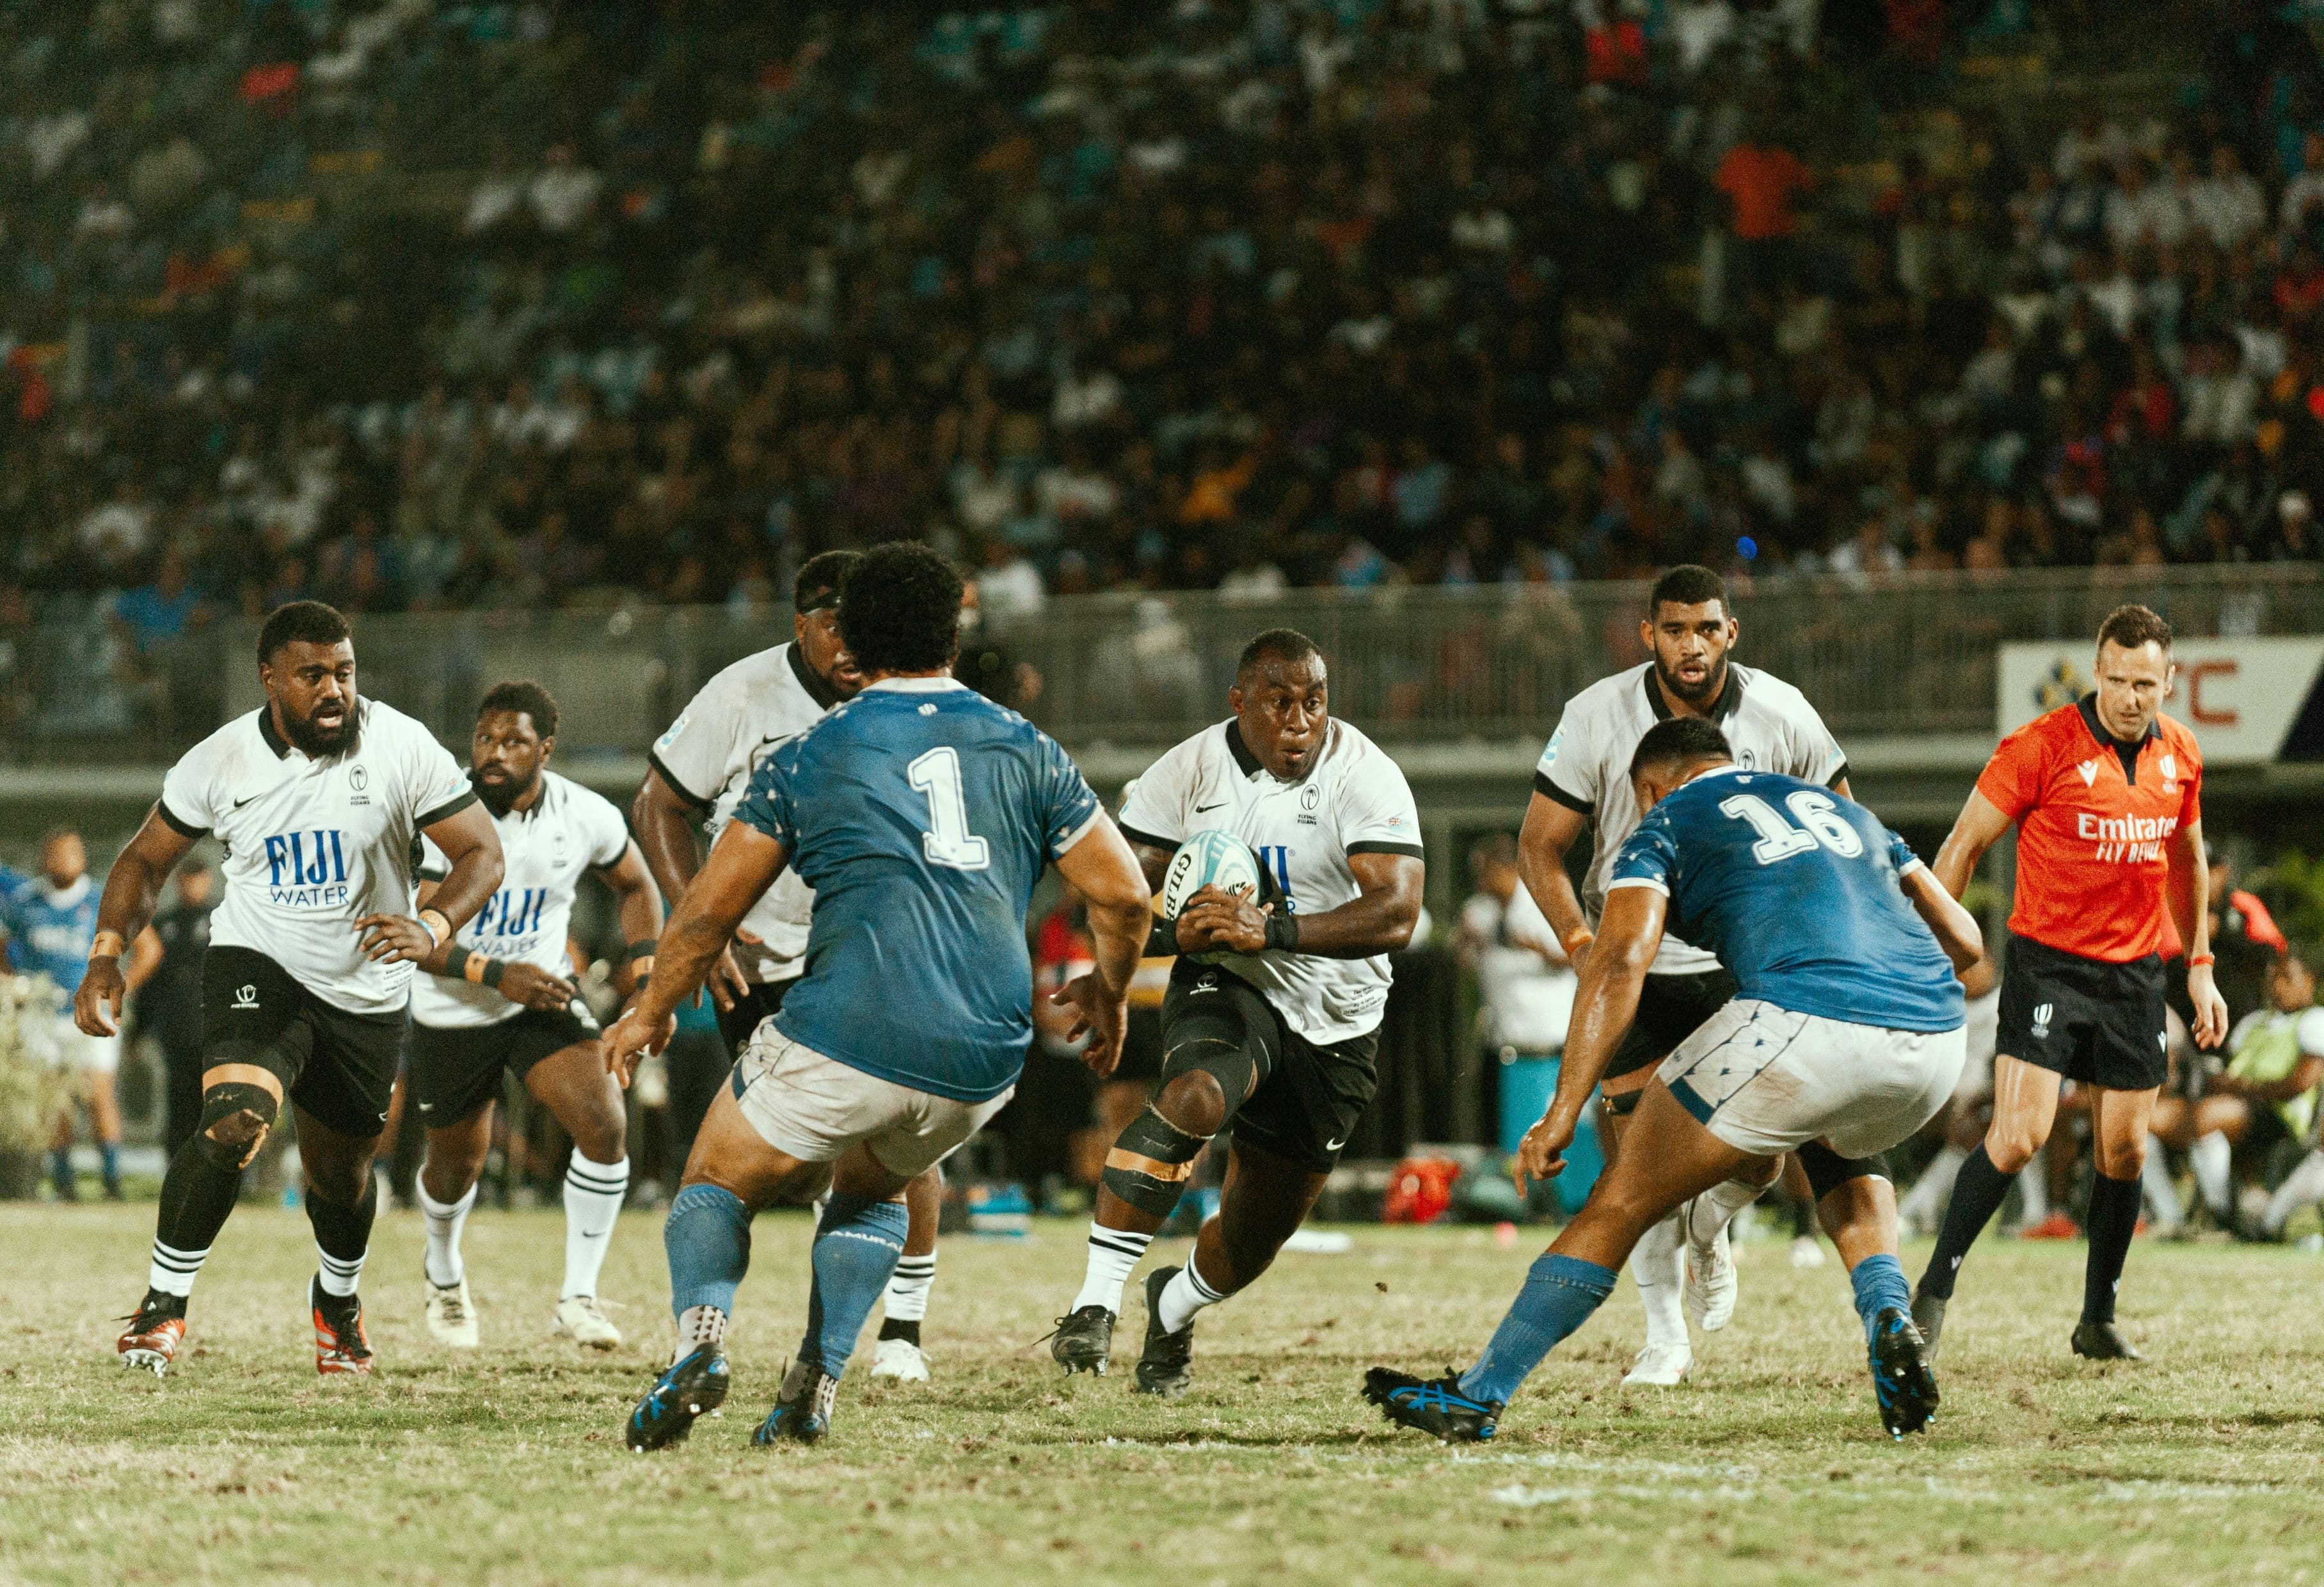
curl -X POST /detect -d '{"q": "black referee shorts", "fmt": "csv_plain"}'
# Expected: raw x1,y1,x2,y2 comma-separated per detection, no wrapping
201,946,406,1138
1996,932,2169,1092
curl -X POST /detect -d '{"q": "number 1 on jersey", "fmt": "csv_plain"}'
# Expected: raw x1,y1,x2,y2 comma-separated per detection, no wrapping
909,747,991,871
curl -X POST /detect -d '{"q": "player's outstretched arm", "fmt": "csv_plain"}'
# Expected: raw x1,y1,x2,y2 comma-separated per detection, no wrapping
75,807,193,1037
1930,789,2012,900
1901,866,1985,973
1515,884,1664,1187
1518,792,1596,965
605,821,789,1083
1052,815,1153,1078
2170,818,2229,1049
1177,851,1423,961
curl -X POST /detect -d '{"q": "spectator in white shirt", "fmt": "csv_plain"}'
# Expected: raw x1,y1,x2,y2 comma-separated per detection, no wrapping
529,143,601,234
2190,145,2267,251
1458,834,1576,1063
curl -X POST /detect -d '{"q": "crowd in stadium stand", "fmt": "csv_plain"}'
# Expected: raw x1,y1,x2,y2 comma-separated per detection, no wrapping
0,0,2321,651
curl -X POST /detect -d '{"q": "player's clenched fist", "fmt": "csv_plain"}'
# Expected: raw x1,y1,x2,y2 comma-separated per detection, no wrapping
1513,1110,1576,1192
602,1002,676,1087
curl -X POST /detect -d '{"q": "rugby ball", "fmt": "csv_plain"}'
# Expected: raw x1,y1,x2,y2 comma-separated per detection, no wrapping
1161,829,1263,965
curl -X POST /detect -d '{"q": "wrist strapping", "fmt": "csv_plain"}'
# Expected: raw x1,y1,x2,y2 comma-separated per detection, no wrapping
1145,914,1181,957
418,909,452,948
90,930,127,961
1264,910,1300,952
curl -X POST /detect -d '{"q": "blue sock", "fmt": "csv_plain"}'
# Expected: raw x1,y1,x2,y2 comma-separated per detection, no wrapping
100,1143,120,1192
665,1183,752,1318
800,1192,909,1377
49,1149,75,1197
1850,1252,1911,1344
1458,1253,1618,1405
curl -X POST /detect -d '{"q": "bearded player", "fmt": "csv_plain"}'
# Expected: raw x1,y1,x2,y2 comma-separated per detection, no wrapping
1518,565,1853,1385
1047,628,1424,1395
410,682,664,1351
84,601,504,1375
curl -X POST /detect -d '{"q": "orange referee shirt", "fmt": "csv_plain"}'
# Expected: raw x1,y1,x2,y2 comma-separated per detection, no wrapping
1978,696,2201,963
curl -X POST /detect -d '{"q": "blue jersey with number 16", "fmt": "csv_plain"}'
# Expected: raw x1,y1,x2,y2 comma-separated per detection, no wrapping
1608,768,1962,1033
734,676,1104,1103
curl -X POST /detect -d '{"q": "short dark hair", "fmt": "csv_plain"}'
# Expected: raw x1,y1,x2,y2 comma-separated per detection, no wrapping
477,680,559,739
795,549,861,614
1628,716,1733,781
1648,564,1728,618
1236,628,1322,678
838,541,963,674
257,600,351,666
2097,603,2173,654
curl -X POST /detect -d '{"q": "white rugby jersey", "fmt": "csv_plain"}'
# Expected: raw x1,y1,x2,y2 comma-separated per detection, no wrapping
410,770,630,1029
1119,718,1423,1044
157,698,476,1015
1534,662,1847,977
648,642,838,984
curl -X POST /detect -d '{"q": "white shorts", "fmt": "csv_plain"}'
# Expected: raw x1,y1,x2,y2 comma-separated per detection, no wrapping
33,1014,120,1076
733,1026,1012,1179
1657,999,1964,1161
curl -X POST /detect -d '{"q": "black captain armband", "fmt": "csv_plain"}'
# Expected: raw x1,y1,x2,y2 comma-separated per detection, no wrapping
1264,910,1300,952
1145,914,1181,957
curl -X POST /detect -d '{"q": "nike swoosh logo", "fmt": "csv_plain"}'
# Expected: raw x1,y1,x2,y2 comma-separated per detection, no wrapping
417,1102,435,1112
1325,1136,1348,1152
1194,801,1227,813
233,795,258,809
581,1231,607,1240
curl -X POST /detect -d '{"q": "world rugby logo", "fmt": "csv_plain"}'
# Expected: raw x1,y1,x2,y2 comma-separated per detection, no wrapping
2032,658,2089,714
2031,1002,2053,1039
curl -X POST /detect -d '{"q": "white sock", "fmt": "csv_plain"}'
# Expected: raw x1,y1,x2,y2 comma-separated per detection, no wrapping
562,1152,628,1300
2264,1151,2324,1234
2016,1163,2049,1223
2190,1131,2232,1215
884,1252,937,1323
1156,1256,1227,1334
1630,1212,1688,1350
674,1303,726,1363
2140,1136,2185,1229
1685,1176,1764,1247
1074,1224,1154,1315
418,1179,478,1290
148,1238,208,1299
1900,1145,1968,1227
317,1245,365,1298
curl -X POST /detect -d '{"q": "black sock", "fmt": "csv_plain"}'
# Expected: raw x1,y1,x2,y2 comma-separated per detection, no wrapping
2081,1171,2141,1325
1790,1194,1816,1240
1920,1144,2012,1300
877,1318,923,1346
154,1136,244,1260
306,1177,378,1304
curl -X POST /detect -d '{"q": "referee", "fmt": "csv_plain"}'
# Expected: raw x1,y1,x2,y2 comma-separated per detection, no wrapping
1912,605,2227,1361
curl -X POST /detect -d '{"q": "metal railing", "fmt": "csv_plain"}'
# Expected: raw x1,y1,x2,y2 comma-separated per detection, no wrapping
3,566,2318,767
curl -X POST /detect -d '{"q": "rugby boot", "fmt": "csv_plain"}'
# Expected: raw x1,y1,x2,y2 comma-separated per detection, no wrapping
118,1290,187,1378
310,1279,374,1376
2070,1320,2142,1361
753,1357,838,1446
1132,1267,1195,1397
1868,1307,1940,1439
1047,1305,1116,1376
625,1346,730,1451
1909,1286,1947,1362
1362,1368,1501,1444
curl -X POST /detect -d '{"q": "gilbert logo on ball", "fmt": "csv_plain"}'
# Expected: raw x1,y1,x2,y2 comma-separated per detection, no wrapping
1162,829,1263,965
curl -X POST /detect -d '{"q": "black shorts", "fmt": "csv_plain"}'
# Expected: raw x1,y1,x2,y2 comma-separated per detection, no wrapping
715,979,792,1057
1996,932,2169,1092
1161,963,1380,1174
1604,968,1740,1087
409,1003,601,1124
201,946,407,1138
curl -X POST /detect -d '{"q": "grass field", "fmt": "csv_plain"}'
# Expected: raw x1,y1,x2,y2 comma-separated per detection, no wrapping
5,1204,2323,1586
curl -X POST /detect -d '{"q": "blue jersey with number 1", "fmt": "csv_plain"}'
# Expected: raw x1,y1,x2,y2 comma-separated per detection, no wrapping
735,677,1104,1103
1609,768,1962,1033
2,873,100,994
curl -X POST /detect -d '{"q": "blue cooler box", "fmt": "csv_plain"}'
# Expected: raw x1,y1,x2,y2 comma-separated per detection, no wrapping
1498,1055,1604,1214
